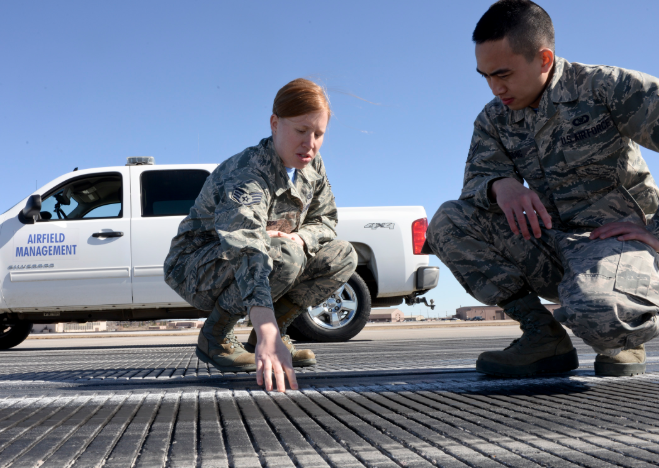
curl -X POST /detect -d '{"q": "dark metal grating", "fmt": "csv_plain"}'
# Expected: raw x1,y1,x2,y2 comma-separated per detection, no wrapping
0,377,658,467
0,337,656,466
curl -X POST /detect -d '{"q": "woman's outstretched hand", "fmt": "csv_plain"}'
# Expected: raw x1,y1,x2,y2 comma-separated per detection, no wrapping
249,306,298,392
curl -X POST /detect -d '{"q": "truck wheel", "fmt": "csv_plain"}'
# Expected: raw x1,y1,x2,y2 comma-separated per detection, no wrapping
0,321,32,350
290,272,371,342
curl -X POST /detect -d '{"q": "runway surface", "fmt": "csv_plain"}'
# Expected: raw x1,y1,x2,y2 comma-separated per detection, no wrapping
1,326,658,467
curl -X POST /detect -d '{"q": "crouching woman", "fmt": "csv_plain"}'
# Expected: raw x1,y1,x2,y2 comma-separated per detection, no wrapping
163,78,357,392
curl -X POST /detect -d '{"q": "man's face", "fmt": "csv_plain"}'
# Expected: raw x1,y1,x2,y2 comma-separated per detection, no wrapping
475,37,552,110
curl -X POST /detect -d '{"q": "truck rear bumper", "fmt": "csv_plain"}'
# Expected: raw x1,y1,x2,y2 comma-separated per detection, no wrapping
416,266,439,291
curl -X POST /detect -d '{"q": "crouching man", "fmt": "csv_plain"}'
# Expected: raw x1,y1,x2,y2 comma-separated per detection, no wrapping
428,0,659,377
164,79,357,391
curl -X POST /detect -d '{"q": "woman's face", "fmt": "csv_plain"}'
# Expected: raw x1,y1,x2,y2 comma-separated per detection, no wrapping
270,111,329,170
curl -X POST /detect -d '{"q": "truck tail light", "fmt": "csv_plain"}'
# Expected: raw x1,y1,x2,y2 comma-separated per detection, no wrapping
412,217,428,255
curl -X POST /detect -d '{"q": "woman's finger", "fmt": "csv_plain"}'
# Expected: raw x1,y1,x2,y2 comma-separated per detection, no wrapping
263,360,273,391
255,359,264,386
273,362,286,393
284,364,298,390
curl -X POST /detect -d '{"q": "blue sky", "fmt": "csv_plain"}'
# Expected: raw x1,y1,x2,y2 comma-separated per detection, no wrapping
3,1,659,317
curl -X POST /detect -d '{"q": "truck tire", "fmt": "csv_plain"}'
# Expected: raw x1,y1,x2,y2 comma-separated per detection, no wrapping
289,272,371,342
0,321,33,350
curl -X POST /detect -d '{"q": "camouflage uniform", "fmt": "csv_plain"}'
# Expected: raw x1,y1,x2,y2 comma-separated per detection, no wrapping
164,137,357,320
428,57,659,354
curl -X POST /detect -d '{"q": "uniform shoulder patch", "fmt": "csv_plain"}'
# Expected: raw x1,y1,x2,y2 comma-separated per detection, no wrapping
230,187,263,206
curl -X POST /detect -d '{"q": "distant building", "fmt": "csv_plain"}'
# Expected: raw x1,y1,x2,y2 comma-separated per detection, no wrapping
57,322,107,333
403,315,426,322
32,322,108,333
456,304,560,321
456,306,506,321
167,320,204,329
369,309,405,322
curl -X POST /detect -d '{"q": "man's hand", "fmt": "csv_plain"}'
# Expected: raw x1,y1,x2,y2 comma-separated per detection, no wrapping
267,230,305,247
590,222,659,252
490,177,552,240
249,306,298,392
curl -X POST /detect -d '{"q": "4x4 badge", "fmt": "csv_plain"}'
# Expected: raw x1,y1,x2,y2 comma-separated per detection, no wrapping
365,223,395,230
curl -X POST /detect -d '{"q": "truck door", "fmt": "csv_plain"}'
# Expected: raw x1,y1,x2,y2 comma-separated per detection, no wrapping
129,166,211,305
4,169,133,309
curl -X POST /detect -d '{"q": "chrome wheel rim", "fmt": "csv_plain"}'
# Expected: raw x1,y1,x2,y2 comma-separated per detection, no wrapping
306,283,358,330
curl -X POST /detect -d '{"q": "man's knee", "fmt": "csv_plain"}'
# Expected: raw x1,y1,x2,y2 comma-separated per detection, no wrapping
428,200,471,231
557,302,616,350
427,200,475,251
558,288,658,351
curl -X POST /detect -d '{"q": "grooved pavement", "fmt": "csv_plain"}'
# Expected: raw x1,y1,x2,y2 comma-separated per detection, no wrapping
0,332,657,467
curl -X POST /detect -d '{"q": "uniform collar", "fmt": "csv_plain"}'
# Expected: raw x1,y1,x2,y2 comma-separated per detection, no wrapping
549,56,579,104
507,56,578,126
267,138,294,196
296,159,323,184
267,137,322,197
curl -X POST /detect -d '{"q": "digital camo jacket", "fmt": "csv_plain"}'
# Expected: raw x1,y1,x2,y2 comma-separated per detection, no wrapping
462,56,659,235
163,137,338,311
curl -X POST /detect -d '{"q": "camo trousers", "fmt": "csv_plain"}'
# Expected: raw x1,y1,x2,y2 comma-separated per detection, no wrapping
174,237,357,316
427,199,659,353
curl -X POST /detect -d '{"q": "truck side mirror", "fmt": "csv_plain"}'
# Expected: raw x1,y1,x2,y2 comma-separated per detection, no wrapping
18,195,42,224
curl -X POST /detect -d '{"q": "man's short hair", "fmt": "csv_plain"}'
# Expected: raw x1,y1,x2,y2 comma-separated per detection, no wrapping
473,0,555,62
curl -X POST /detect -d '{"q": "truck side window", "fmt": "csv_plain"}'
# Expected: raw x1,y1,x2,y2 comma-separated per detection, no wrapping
39,174,123,221
141,170,209,217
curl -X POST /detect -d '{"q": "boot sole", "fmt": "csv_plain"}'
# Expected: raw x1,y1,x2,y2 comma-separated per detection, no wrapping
594,361,646,377
476,348,579,378
195,347,257,373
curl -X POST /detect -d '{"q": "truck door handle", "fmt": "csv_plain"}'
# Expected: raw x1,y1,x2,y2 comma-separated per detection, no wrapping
92,231,124,238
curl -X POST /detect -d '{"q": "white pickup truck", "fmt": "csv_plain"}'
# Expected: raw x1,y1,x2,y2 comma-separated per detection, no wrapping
0,158,439,349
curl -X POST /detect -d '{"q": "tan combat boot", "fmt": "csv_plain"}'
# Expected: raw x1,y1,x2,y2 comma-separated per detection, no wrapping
595,345,646,376
196,305,256,373
245,297,317,367
476,294,579,377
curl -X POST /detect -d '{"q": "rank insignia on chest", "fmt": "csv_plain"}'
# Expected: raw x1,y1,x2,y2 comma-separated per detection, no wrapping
230,187,263,206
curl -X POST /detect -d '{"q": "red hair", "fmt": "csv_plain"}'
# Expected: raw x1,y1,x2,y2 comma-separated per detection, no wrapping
272,78,331,120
